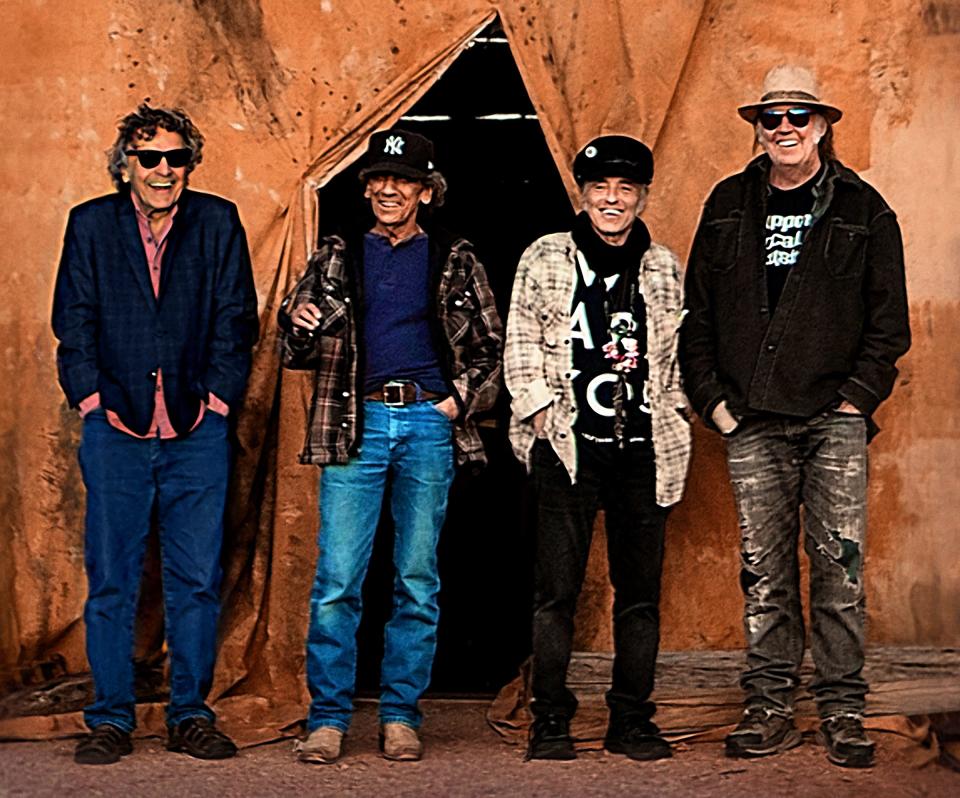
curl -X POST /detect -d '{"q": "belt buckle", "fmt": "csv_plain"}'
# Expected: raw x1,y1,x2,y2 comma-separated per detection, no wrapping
383,381,406,407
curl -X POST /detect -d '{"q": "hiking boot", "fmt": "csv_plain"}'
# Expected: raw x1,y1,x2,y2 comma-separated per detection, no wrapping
379,722,423,761
527,714,576,761
74,724,133,765
166,716,237,760
819,714,875,768
605,717,672,761
725,706,801,758
296,726,344,764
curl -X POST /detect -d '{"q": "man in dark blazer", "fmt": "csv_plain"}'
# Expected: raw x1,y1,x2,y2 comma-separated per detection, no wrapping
52,104,258,765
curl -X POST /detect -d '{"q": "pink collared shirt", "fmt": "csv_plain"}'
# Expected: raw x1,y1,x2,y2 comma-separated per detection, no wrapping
78,194,229,435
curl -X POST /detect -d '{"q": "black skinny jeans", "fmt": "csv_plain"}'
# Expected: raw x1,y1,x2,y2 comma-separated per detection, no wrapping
529,437,668,723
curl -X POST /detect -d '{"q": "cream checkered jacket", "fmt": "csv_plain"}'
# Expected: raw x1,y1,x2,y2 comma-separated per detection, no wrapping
504,232,692,507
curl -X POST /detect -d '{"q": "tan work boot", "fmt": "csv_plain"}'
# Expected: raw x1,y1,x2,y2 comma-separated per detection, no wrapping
379,722,423,761
296,726,344,764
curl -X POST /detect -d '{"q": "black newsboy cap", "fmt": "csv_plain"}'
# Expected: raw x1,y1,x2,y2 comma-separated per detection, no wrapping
573,135,654,187
359,128,435,181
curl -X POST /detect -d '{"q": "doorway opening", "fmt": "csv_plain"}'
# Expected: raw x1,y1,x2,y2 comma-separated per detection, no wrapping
316,17,574,695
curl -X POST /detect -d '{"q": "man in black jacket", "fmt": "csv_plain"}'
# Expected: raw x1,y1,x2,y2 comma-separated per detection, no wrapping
52,104,258,765
680,66,910,769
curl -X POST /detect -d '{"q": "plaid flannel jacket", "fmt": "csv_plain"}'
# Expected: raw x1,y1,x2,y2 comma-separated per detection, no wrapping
278,232,503,467
504,232,692,507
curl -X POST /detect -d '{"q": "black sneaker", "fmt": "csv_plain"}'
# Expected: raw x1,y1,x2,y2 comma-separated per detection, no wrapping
167,716,237,760
605,718,672,761
819,714,875,768
725,706,802,757
74,724,133,765
527,714,576,761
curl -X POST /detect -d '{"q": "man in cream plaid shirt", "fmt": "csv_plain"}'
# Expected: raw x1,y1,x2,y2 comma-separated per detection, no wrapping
505,135,691,762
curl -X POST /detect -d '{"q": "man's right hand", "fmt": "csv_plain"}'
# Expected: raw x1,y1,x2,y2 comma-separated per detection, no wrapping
290,301,322,333
711,400,740,435
531,408,548,437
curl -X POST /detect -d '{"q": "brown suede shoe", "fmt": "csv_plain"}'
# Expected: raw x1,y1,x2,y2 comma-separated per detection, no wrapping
296,726,344,764
379,722,423,761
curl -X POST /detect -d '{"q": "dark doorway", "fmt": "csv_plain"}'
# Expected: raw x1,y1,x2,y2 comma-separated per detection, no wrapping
316,18,574,695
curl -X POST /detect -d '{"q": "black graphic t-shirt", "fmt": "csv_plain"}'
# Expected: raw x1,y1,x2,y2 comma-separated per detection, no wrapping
765,167,822,311
570,252,653,444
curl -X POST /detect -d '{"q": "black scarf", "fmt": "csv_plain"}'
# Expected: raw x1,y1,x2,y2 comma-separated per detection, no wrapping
571,211,651,312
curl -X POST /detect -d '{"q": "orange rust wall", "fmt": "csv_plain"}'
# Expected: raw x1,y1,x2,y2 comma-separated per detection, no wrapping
0,2,957,684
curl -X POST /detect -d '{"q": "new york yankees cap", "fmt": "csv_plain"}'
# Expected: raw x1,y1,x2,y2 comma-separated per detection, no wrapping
359,128,435,181
573,135,654,187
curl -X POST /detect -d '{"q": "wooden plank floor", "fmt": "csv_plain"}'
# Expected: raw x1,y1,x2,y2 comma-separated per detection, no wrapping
567,646,960,718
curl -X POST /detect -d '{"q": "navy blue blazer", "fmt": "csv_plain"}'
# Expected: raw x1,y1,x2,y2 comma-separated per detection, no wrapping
52,188,259,436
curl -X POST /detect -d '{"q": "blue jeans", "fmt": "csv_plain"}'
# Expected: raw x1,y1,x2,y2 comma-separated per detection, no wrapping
306,400,455,732
725,410,869,717
78,409,229,731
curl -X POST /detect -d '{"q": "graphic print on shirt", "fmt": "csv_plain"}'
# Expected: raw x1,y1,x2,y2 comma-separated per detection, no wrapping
570,252,652,444
765,212,813,268
763,170,819,312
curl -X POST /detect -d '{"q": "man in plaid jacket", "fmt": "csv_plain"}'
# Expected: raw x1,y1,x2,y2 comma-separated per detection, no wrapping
278,129,502,764
505,135,691,762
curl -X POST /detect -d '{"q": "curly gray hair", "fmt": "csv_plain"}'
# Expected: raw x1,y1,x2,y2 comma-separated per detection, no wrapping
107,103,204,190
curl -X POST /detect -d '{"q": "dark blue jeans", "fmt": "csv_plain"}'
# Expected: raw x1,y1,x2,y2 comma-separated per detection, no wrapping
529,438,668,724
78,409,229,731
725,410,869,718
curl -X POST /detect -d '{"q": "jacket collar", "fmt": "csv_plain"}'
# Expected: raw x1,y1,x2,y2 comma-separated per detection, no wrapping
746,154,859,221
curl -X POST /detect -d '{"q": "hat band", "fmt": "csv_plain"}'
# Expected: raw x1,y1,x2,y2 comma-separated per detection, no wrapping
760,89,820,103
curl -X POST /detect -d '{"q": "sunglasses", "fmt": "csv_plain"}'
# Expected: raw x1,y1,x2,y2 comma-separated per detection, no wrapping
124,148,192,168
758,108,814,131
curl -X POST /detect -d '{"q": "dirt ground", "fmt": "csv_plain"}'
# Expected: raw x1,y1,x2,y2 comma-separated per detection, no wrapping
1,700,957,798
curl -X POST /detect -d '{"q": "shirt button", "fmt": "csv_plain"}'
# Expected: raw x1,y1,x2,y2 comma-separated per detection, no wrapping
563,338,571,345
148,370,158,379
344,297,351,304
767,344,776,351
563,371,572,379
341,391,350,398
540,313,549,320
558,432,567,439
340,421,349,428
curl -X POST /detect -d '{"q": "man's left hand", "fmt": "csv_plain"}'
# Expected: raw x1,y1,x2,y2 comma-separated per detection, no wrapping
433,396,460,420
835,400,861,415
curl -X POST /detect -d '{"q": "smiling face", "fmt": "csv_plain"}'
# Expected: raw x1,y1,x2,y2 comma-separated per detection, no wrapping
580,176,648,246
364,173,432,240
122,127,188,217
757,104,826,183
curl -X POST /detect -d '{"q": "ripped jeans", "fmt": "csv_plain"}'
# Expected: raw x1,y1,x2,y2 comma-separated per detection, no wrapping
725,410,868,718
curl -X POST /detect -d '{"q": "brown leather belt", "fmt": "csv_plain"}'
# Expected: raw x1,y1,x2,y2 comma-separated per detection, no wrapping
365,382,444,406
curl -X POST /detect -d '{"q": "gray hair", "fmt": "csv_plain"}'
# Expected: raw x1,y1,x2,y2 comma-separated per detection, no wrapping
107,103,204,190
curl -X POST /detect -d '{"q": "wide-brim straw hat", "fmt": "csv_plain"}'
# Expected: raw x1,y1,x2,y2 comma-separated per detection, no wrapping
738,65,842,124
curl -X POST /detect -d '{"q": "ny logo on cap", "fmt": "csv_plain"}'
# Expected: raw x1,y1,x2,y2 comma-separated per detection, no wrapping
384,135,405,155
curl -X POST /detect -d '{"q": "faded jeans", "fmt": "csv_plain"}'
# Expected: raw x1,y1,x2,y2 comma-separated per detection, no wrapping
725,410,869,718
306,401,454,732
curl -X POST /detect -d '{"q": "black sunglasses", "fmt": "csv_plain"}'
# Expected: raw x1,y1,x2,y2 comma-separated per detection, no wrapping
124,148,192,169
758,108,813,131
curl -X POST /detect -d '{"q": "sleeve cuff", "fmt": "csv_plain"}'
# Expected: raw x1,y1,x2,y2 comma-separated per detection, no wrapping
207,392,230,417
838,379,880,416
78,393,101,417
510,377,553,421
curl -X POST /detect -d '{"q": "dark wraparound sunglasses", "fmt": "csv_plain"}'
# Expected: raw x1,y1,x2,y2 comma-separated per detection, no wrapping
758,108,813,130
124,148,192,168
